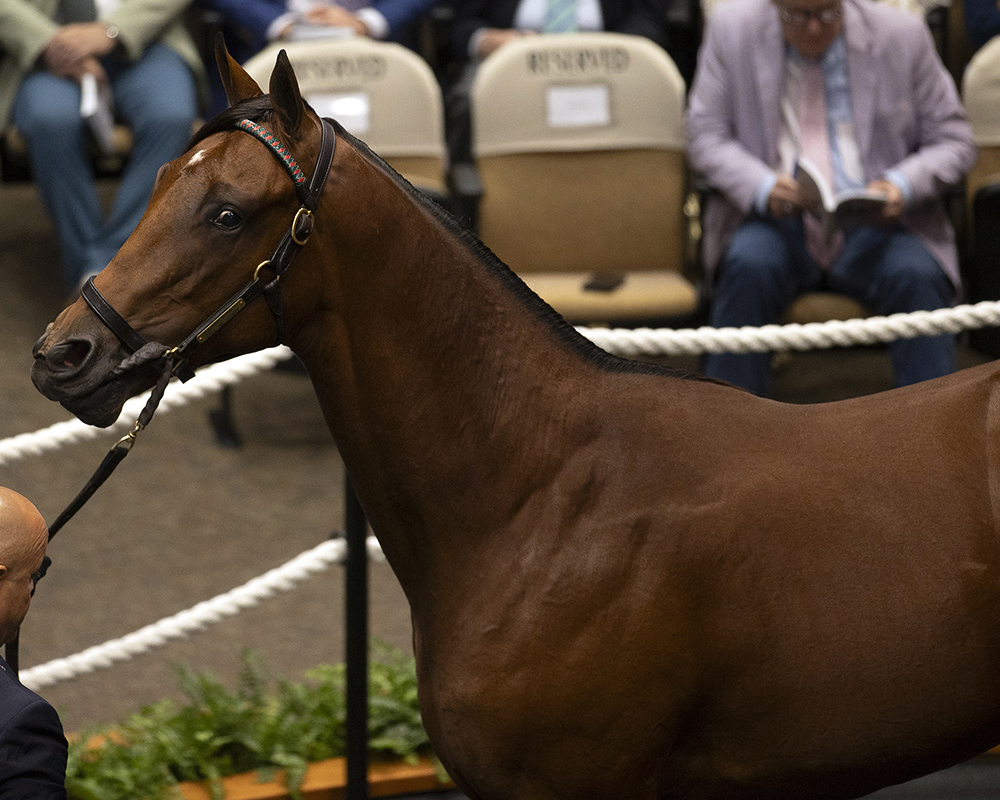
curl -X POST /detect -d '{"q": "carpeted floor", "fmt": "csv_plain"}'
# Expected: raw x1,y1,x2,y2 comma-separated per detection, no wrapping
1,178,998,797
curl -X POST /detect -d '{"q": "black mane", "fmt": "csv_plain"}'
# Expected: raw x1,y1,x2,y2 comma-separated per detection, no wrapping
189,97,714,385
187,95,276,149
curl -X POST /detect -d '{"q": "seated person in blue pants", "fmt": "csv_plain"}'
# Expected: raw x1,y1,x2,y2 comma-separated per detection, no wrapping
0,0,205,295
685,0,976,397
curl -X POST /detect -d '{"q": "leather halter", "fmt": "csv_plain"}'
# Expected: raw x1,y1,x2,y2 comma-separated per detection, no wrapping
81,116,337,382
7,118,339,676
40,116,338,551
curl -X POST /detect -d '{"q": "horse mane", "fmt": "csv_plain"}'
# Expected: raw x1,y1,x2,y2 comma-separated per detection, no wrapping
189,98,717,386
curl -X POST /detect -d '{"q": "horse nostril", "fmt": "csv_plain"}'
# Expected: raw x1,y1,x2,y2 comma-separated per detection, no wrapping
48,340,92,371
31,324,53,358
62,341,91,368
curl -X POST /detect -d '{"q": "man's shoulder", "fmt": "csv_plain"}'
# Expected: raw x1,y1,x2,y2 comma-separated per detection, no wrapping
0,660,53,730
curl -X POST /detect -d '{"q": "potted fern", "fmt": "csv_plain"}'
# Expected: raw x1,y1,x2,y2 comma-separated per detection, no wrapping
65,643,451,800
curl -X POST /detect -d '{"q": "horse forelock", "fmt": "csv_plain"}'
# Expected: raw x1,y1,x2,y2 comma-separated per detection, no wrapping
187,96,278,150
188,99,714,387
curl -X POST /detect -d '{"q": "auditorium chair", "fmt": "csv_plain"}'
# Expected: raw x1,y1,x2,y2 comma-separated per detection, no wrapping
0,125,136,184
459,31,702,327
242,37,449,207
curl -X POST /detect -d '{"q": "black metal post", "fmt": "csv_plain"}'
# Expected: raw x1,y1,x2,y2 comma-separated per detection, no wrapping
344,475,369,800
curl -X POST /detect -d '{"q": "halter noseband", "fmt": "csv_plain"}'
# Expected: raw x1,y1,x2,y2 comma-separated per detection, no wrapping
81,115,338,382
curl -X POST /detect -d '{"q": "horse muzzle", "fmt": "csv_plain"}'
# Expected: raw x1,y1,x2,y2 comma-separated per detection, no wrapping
31,326,133,428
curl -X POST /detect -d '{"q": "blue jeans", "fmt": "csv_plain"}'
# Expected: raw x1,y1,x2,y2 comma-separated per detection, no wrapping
703,215,957,397
12,44,197,291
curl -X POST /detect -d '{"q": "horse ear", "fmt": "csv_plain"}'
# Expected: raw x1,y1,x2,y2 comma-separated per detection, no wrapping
214,33,264,107
269,50,306,139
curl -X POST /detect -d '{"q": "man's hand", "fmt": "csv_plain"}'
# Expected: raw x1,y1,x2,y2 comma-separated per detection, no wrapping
48,23,117,63
302,4,369,35
69,56,107,84
477,28,536,57
42,48,108,84
768,174,801,219
866,178,904,223
43,24,117,79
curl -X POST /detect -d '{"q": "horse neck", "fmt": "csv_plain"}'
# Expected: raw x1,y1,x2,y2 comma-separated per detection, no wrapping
284,145,597,598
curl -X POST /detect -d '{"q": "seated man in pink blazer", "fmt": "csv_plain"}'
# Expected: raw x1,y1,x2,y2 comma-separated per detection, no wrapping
686,0,976,397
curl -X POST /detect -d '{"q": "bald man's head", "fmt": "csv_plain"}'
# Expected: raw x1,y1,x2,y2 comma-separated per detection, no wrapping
0,489,48,646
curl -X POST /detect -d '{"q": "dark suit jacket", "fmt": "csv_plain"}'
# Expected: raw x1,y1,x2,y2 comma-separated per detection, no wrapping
450,0,670,61
0,657,67,799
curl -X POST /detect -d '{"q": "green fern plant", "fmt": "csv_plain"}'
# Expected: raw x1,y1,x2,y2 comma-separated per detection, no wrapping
64,642,436,800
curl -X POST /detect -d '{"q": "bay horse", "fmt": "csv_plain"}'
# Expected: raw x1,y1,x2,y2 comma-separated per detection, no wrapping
29,42,1000,800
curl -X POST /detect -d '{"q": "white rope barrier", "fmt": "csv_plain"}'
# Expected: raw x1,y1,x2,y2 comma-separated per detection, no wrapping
0,346,294,466
578,300,1000,359
20,535,384,691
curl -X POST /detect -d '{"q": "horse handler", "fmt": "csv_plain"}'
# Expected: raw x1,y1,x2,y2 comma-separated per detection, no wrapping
0,487,66,798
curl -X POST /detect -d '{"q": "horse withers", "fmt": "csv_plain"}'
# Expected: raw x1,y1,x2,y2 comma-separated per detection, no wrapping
29,40,1000,800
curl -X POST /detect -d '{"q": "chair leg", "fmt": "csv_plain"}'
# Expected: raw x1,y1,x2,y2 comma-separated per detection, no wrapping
208,386,242,449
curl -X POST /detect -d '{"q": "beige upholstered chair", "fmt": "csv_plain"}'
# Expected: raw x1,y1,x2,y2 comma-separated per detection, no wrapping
243,37,447,199
1,125,135,183
468,32,700,325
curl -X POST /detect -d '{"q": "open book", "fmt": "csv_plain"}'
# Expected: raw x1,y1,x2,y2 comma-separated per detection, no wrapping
795,156,888,242
79,72,116,156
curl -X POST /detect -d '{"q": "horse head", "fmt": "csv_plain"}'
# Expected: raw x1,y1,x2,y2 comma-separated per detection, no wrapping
31,40,329,427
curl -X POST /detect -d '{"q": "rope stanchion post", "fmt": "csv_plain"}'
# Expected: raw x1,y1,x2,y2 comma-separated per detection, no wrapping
345,475,369,800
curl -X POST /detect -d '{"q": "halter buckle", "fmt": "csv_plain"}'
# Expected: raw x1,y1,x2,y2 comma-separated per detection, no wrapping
291,207,314,245
253,260,273,281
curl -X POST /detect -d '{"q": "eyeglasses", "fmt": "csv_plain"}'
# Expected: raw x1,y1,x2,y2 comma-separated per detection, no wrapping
776,3,842,25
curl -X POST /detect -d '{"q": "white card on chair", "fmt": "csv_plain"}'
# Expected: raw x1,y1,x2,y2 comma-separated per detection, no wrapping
545,84,611,128
307,93,371,135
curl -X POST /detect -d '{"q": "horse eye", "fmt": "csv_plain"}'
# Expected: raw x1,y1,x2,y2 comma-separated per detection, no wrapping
212,207,243,231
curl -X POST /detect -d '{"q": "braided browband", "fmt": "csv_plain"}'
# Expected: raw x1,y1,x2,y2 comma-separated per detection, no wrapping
237,119,306,187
